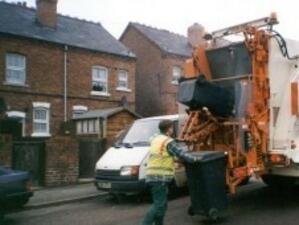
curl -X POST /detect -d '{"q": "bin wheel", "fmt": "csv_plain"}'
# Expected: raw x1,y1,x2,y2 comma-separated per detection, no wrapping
208,208,219,221
188,206,195,216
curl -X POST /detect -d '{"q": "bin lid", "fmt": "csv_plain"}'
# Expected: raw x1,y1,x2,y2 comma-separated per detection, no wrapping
188,151,226,163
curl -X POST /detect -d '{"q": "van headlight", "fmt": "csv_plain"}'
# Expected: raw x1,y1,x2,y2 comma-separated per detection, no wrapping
120,166,139,176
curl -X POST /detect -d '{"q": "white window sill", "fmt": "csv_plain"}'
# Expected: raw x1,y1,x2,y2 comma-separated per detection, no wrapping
3,82,28,87
90,91,111,97
31,133,51,137
116,87,132,93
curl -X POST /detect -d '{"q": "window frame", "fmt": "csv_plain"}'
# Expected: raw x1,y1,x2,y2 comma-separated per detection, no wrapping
116,70,131,92
76,119,99,135
172,66,182,85
91,66,110,96
5,53,27,86
32,102,50,137
6,111,26,137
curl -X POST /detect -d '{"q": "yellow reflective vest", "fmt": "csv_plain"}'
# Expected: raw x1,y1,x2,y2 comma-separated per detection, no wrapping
146,134,174,177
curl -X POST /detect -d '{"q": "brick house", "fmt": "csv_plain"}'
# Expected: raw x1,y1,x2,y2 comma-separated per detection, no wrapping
0,1,136,186
120,23,193,117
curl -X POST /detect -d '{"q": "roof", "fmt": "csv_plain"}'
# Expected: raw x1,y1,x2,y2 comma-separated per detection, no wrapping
73,107,141,120
138,114,179,122
0,2,135,58
123,22,192,57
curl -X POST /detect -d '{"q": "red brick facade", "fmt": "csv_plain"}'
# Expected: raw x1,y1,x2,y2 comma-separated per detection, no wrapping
45,136,79,186
0,34,135,186
120,26,189,117
0,35,136,137
0,1,136,186
36,0,58,28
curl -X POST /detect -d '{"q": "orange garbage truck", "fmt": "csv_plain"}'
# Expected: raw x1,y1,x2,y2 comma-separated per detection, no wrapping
178,13,299,200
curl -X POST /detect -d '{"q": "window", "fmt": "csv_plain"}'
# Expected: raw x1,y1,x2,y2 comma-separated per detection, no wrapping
117,70,130,91
6,111,26,136
91,66,109,95
32,102,50,137
72,105,88,119
172,66,182,84
76,119,99,135
5,53,26,85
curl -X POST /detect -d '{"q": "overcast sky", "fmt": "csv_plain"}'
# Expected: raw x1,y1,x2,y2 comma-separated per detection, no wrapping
5,0,299,40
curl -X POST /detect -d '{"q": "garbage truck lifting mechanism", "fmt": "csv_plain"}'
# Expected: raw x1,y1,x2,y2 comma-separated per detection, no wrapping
178,13,299,194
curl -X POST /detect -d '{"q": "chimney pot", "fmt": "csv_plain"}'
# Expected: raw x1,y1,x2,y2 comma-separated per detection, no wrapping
36,0,58,29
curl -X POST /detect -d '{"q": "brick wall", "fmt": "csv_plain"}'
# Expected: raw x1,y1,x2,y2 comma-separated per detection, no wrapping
0,134,12,167
44,136,79,186
160,56,188,115
121,27,188,117
121,27,164,117
0,35,136,137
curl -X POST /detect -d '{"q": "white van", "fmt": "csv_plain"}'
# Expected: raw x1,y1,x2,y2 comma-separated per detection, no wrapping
94,115,187,195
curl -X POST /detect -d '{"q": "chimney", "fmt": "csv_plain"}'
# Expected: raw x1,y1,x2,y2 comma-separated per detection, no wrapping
36,0,58,29
187,23,207,48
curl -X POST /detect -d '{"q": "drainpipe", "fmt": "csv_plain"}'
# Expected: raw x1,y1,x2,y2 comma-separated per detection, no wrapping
64,45,68,122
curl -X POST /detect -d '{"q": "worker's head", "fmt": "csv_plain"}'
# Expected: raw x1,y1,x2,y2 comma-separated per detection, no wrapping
159,120,174,137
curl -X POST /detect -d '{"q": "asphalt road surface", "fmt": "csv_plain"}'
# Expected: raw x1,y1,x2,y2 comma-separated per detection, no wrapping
3,180,299,225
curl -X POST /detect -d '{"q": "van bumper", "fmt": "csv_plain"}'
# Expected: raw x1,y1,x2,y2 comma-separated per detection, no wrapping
94,179,146,194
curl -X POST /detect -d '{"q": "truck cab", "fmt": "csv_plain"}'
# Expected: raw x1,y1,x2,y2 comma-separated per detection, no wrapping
94,115,187,195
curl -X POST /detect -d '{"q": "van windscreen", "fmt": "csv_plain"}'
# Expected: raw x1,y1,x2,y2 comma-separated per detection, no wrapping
119,120,161,146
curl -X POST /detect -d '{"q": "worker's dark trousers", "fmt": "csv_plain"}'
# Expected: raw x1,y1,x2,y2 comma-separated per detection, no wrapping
142,182,168,225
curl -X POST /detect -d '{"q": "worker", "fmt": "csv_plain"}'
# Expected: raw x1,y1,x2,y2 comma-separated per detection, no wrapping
142,119,194,225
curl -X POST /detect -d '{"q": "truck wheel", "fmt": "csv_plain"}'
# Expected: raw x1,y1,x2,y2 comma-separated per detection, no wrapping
262,175,296,188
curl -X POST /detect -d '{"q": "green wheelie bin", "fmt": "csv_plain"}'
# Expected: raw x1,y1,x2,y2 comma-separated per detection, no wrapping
184,151,227,220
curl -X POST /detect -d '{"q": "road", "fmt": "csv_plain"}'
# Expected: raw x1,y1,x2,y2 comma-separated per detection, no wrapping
3,181,299,225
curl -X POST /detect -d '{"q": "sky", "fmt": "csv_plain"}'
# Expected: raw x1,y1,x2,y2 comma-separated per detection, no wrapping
5,0,299,40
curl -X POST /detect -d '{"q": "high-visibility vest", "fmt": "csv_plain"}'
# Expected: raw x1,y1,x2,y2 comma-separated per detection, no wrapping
146,134,174,177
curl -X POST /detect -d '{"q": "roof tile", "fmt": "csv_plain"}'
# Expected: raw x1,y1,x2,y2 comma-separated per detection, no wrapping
130,22,192,57
0,2,135,58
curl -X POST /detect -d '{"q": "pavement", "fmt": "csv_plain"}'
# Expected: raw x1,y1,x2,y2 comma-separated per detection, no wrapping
25,182,106,209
